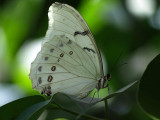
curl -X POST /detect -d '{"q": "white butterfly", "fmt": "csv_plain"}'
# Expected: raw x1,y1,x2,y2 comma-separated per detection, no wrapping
29,2,109,98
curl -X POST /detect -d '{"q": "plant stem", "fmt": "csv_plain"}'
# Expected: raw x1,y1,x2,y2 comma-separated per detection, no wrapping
49,103,103,120
104,100,109,120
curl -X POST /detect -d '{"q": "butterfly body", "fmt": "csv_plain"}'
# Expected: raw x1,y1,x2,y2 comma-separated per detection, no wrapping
29,2,108,98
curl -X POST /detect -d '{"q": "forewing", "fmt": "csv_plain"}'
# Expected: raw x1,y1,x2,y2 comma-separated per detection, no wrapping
43,2,103,78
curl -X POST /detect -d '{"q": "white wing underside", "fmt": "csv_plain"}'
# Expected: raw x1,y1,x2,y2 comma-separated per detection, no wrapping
29,2,103,98
45,2,103,76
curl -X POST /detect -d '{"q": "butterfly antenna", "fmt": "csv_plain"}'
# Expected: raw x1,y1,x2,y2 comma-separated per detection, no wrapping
105,52,125,94
109,52,123,73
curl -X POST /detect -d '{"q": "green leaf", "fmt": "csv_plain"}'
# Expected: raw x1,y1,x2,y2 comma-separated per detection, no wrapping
46,109,76,120
16,99,50,120
1,79,137,120
50,80,138,115
138,54,160,119
100,80,138,101
16,95,54,120
17,93,101,120
52,93,91,112
0,95,45,120
68,80,138,105
48,93,104,120
16,93,88,120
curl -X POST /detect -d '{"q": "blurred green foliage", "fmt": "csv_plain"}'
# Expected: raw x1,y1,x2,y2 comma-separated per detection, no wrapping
0,95,45,120
138,54,160,119
0,0,160,120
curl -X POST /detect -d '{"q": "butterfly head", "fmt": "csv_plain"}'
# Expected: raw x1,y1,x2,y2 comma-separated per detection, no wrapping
106,73,111,81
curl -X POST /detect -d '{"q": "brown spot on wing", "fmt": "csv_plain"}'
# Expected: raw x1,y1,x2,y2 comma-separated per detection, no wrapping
38,77,42,84
57,58,60,62
67,40,72,44
47,86,51,89
51,66,56,71
50,48,54,52
60,53,64,57
69,51,73,55
46,90,52,96
48,75,53,82
38,66,42,72
59,43,63,47
45,57,48,61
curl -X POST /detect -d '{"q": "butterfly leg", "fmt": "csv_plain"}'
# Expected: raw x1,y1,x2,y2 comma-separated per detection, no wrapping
89,90,100,103
90,91,96,103
104,84,111,95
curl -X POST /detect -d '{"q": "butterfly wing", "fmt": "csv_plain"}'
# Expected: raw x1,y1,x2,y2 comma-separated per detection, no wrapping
30,36,97,97
44,2,104,78
29,2,104,98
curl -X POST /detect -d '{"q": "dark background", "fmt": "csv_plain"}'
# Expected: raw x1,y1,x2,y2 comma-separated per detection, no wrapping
0,0,159,119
